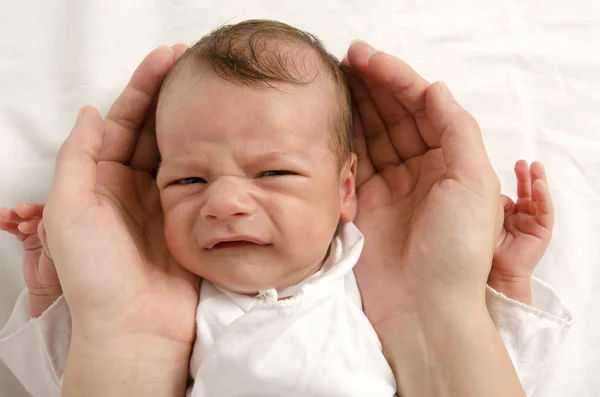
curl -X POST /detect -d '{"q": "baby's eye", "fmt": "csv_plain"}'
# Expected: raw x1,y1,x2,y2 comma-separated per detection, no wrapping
259,170,293,177
176,177,207,185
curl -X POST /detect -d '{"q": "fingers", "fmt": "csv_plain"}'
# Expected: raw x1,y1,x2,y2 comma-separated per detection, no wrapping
0,207,22,223
361,76,428,161
128,99,161,174
14,203,45,219
0,206,37,240
514,160,532,213
345,40,374,70
0,214,27,241
510,160,554,230
346,40,436,148
102,46,176,163
0,219,23,238
18,219,41,234
50,106,105,208
352,105,376,188
344,41,428,161
530,162,554,231
171,43,189,61
129,43,189,174
346,71,401,171
21,232,42,251
426,82,494,183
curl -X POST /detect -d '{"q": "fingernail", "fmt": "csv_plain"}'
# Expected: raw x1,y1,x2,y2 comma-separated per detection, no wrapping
158,44,174,54
439,82,454,99
75,106,85,125
349,39,378,58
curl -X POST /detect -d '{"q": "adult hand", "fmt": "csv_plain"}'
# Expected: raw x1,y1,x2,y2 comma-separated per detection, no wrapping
43,45,198,397
344,40,501,326
344,41,523,397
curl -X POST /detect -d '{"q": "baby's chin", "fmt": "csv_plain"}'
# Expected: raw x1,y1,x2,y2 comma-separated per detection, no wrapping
188,258,285,295
198,262,313,296
180,246,325,295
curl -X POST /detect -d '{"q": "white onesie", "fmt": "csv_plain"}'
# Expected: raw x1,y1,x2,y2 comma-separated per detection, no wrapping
0,222,573,397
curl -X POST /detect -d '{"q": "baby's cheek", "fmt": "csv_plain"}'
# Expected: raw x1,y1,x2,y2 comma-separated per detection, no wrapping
163,215,190,256
288,215,334,261
164,208,205,269
163,217,181,256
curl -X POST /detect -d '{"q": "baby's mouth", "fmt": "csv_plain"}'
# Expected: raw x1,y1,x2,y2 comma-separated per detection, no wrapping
212,240,261,249
205,236,268,249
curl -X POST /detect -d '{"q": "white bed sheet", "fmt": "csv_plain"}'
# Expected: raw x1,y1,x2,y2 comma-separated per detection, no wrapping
1,1,598,396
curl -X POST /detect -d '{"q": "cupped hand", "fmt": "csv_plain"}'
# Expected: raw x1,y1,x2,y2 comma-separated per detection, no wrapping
343,40,527,397
43,45,199,347
343,41,503,332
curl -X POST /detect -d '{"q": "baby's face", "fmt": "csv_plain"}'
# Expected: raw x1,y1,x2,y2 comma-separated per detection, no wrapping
156,64,356,294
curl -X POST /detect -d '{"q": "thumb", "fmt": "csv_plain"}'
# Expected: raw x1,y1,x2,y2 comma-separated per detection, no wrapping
495,199,506,248
48,106,105,209
501,194,516,216
426,82,493,182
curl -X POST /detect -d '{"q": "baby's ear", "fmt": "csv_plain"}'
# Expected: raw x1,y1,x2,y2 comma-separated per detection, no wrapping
339,153,358,223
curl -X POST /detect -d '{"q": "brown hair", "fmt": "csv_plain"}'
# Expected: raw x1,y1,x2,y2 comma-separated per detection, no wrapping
161,19,353,166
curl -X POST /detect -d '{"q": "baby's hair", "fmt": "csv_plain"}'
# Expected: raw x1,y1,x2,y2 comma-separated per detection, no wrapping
160,19,353,166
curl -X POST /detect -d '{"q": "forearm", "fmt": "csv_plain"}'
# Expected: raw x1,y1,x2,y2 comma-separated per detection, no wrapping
62,333,190,397
380,301,525,397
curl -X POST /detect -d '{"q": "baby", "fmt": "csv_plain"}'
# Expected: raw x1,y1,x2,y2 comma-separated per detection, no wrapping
0,20,572,397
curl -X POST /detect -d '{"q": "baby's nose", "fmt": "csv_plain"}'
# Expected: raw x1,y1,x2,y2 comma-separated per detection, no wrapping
200,177,256,221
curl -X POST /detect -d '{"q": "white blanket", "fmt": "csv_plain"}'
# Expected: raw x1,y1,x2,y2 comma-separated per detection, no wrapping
1,1,598,396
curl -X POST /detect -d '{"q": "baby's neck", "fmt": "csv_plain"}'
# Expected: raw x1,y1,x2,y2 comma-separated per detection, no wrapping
255,245,333,300
272,263,328,300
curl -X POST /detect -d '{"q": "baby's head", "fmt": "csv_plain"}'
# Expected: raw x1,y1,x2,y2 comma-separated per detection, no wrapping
156,20,356,294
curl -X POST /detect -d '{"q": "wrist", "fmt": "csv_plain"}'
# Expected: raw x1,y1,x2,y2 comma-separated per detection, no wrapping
63,332,191,397
28,288,62,318
488,269,532,305
376,299,488,374
377,299,524,397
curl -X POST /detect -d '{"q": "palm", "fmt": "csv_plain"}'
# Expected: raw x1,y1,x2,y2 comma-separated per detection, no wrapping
66,161,199,344
355,151,442,260
355,147,496,326
493,210,550,279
